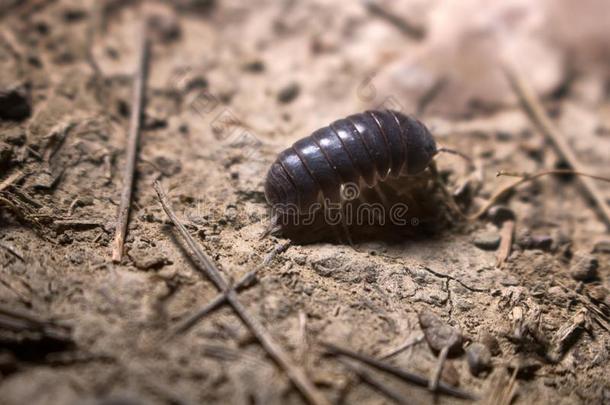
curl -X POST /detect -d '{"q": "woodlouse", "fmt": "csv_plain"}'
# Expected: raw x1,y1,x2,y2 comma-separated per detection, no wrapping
264,110,440,239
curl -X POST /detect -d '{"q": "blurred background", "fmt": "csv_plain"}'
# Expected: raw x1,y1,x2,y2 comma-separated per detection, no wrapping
1,1,609,404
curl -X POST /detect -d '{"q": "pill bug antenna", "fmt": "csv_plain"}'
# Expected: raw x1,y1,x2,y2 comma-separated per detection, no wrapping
435,146,475,171
260,212,282,239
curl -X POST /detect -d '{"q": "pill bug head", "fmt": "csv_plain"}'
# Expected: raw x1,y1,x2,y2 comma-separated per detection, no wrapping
392,111,437,174
264,162,298,210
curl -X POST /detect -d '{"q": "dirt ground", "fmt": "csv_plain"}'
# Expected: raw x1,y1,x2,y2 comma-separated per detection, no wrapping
1,1,609,404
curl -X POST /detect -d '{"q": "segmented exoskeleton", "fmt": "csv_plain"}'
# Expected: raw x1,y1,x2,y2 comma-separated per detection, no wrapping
265,109,437,211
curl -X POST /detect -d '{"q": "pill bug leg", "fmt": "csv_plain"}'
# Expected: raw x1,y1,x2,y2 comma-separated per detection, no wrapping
338,197,355,247
372,184,390,208
328,223,347,245
325,201,353,246
352,186,384,227
260,213,282,239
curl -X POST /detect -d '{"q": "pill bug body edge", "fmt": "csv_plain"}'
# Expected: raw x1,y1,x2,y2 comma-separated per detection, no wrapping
264,110,437,215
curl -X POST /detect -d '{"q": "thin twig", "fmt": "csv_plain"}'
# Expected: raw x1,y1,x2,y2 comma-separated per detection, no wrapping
169,269,257,337
379,333,424,359
337,357,412,405
504,65,610,230
0,241,24,261
112,21,149,262
417,77,448,116
499,367,518,405
498,169,610,184
496,220,515,267
555,280,610,332
471,169,610,220
0,304,50,325
362,0,425,40
322,342,477,400
428,345,448,392
84,2,104,85
297,310,308,362
168,241,290,337
0,170,25,193
0,28,24,61
153,181,329,405
485,368,517,405
0,304,72,342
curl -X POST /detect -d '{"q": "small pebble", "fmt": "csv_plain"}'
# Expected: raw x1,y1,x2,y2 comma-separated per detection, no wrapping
547,286,564,296
0,85,31,121
242,59,265,73
183,76,209,92
418,309,463,355
129,250,172,270
143,113,167,130
277,82,300,104
63,7,87,22
148,13,182,43
495,131,512,141
592,239,610,254
153,155,182,176
479,331,501,356
569,251,598,281
472,232,501,250
519,233,553,251
487,205,515,227
466,342,492,376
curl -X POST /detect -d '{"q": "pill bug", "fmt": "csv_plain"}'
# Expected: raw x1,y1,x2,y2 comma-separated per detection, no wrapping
264,110,443,241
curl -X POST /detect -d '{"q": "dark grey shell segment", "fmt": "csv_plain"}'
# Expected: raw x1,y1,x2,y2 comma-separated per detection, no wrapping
330,118,377,186
264,110,436,212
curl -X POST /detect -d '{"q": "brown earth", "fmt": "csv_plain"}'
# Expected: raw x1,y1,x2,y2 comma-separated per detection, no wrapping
0,1,609,404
